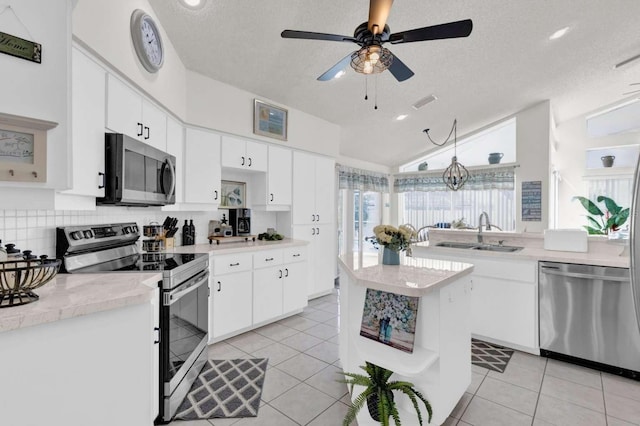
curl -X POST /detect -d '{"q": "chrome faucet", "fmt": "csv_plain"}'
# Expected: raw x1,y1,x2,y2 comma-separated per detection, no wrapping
477,212,492,243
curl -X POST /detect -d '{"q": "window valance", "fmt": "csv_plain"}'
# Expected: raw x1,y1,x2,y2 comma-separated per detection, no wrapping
337,164,390,192
394,165,516,193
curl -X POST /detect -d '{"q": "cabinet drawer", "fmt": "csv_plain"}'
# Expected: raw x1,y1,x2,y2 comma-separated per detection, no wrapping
470,258,536,283
283,246,307,263
212,253,253,275
253,250,283,269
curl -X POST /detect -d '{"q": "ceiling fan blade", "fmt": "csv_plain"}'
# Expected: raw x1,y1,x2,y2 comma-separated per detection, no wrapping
281,30,356,43
368,0,394,34
387,53,414,82
389,19,473,44
623,89,640,96
317,52,355,81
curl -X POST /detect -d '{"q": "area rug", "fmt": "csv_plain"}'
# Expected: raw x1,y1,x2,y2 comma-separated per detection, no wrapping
471,338,514,373
173,358,268,421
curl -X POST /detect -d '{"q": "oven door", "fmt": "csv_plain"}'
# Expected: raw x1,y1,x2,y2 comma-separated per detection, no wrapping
161,269,209,410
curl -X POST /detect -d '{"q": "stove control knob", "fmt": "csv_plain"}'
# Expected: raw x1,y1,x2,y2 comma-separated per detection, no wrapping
122,227,129,234
70,231,83,240
132,225,138,233
83,230,93,239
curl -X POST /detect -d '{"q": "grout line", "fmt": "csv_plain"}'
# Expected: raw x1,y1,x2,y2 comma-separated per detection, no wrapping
601,373,609,425
530,357,549,425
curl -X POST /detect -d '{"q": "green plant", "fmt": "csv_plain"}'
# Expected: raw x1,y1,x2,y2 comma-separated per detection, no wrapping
341,362,432,426
369,225,415,252
573,195,629,235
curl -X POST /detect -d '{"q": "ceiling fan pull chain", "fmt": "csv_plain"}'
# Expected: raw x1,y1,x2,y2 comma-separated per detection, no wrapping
374,74,378,110
364,76,368,100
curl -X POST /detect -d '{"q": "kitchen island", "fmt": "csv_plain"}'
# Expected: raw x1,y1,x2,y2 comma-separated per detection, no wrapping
338,254,474,426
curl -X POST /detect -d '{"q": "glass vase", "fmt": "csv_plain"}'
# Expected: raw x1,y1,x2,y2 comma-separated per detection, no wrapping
382,247,400,265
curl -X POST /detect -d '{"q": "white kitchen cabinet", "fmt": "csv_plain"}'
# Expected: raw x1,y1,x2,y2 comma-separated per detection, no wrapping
292,151,335,224
184,128,221,206
106,74,167,151
253,266,284,324
293,224,335,298
163,117,184,207
210,270,253,340
282,260,308,314
67,46,105,197
251,145,292,210
221,135,267,172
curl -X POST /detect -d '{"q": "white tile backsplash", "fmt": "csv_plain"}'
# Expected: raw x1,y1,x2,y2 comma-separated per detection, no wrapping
0,207,281,258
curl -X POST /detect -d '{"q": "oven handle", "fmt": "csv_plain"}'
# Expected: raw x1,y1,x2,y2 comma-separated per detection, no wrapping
165,270,209,306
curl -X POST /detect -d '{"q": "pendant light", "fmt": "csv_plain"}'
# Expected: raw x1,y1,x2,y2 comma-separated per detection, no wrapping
423,119,470,191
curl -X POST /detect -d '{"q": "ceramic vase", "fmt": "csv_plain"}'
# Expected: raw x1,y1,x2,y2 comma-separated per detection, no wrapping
382,247,400,265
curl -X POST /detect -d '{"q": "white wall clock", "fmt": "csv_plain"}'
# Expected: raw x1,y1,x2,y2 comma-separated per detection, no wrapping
130,9,164,73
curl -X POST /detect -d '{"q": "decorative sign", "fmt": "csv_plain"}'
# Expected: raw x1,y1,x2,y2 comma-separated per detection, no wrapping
0,31,41,63
360,288,419,353
522,181,542,221
254,99,288,141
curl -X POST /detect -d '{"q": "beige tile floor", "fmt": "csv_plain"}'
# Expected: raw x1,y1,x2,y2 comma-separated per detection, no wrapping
169,290,640,426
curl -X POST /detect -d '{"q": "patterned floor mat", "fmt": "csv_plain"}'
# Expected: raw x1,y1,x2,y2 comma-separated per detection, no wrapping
471,339,514,373
173,358,268,420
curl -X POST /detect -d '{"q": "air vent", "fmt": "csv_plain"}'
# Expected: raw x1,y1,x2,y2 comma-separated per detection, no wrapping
412,94,438,110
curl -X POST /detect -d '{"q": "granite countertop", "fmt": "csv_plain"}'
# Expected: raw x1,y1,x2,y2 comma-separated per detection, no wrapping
338,255,474,297
0,272,160,333
166,238,308,255
413,230,630,268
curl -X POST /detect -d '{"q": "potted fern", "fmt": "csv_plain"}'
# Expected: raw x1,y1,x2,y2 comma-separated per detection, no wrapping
342,362,432,426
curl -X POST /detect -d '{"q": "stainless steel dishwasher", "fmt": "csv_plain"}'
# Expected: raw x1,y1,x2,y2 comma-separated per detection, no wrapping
539,261,640,378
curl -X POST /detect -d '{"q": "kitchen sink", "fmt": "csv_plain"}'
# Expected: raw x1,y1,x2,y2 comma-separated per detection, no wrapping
435,241,523,252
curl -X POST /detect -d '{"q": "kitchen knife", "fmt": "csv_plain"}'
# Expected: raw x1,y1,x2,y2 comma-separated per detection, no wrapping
170,217,178,229
162,216,172,230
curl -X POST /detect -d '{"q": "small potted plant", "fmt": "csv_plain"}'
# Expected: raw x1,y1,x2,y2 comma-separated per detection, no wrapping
341,362,432,426
573,195,629,235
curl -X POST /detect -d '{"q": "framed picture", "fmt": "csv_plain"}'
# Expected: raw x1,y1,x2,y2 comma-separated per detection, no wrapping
0,112,57,183
360,288,419,353
220,180,246,208
253,99,288,141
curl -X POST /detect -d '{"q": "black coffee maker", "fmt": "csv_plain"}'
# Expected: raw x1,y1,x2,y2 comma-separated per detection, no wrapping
228,208,251,236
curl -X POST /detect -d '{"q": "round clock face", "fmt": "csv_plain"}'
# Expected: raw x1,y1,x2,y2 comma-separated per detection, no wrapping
130,9,164,73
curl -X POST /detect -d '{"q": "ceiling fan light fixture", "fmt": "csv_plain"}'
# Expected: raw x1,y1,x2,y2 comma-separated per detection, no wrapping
350,45,393,75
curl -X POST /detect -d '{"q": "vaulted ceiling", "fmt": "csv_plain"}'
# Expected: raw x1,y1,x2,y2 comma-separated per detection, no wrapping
150,0,640,166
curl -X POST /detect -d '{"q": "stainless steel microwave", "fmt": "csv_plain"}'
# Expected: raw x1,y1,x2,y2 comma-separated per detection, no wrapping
97,133,176,206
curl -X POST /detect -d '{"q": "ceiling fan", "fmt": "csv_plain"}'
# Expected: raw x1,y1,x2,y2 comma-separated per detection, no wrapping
281,0,473,82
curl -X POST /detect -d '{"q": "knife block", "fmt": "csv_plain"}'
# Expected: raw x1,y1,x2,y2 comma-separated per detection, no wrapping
159,235,175,249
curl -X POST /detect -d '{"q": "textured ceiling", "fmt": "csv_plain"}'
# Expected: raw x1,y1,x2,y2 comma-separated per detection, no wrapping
150,0,640,167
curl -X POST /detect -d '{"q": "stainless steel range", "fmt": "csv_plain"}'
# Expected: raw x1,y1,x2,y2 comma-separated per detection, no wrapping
56,223,209,424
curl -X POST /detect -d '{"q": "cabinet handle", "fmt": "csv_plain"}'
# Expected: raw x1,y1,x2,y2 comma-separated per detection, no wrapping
285,268,289,277
311,214,316,222
214,190,218,200
229,262,240,267
279,269,283,279
154,327,161,344
265,257,274,262
137,122,143,137
312,228,316,235
248,157,252,167
98,172,105,189
316,227,320,235
270,193,274,202
217,281,221,292
316,214,320,221
241,156,245,166
293,253,300,257
144,126,150,140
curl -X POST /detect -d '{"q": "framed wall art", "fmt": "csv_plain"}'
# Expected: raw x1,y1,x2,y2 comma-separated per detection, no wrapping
0,112,57,183
254,99,288,141
220,180,246,208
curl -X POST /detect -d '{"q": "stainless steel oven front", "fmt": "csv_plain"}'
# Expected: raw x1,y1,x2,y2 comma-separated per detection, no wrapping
159,260,209,423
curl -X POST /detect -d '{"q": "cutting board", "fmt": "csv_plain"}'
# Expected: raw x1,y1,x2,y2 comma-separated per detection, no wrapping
544,229,588,252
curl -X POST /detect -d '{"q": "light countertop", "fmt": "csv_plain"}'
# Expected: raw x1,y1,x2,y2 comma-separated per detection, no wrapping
0,272,160,333
338,254,474,297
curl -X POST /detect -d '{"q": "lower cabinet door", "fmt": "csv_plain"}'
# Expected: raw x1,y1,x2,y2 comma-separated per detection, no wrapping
253,266,283,324
283,261,308,314
211,271,252,339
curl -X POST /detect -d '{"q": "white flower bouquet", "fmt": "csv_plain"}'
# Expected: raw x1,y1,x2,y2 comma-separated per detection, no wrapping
370,224,416,252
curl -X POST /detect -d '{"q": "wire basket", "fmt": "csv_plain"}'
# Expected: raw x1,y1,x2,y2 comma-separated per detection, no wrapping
0,259,62,308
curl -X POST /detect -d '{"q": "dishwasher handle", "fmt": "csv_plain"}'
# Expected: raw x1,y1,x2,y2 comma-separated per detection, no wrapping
540,266,629,282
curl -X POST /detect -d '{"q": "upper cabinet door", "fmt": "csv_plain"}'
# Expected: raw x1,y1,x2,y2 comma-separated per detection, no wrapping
292,151,317,225
141,100,167,151
221,136,247,169
106,75,143,139
314,156,335,224
68,47,106,197
268,145,292,205
245,141,267,172
184,128,221,205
